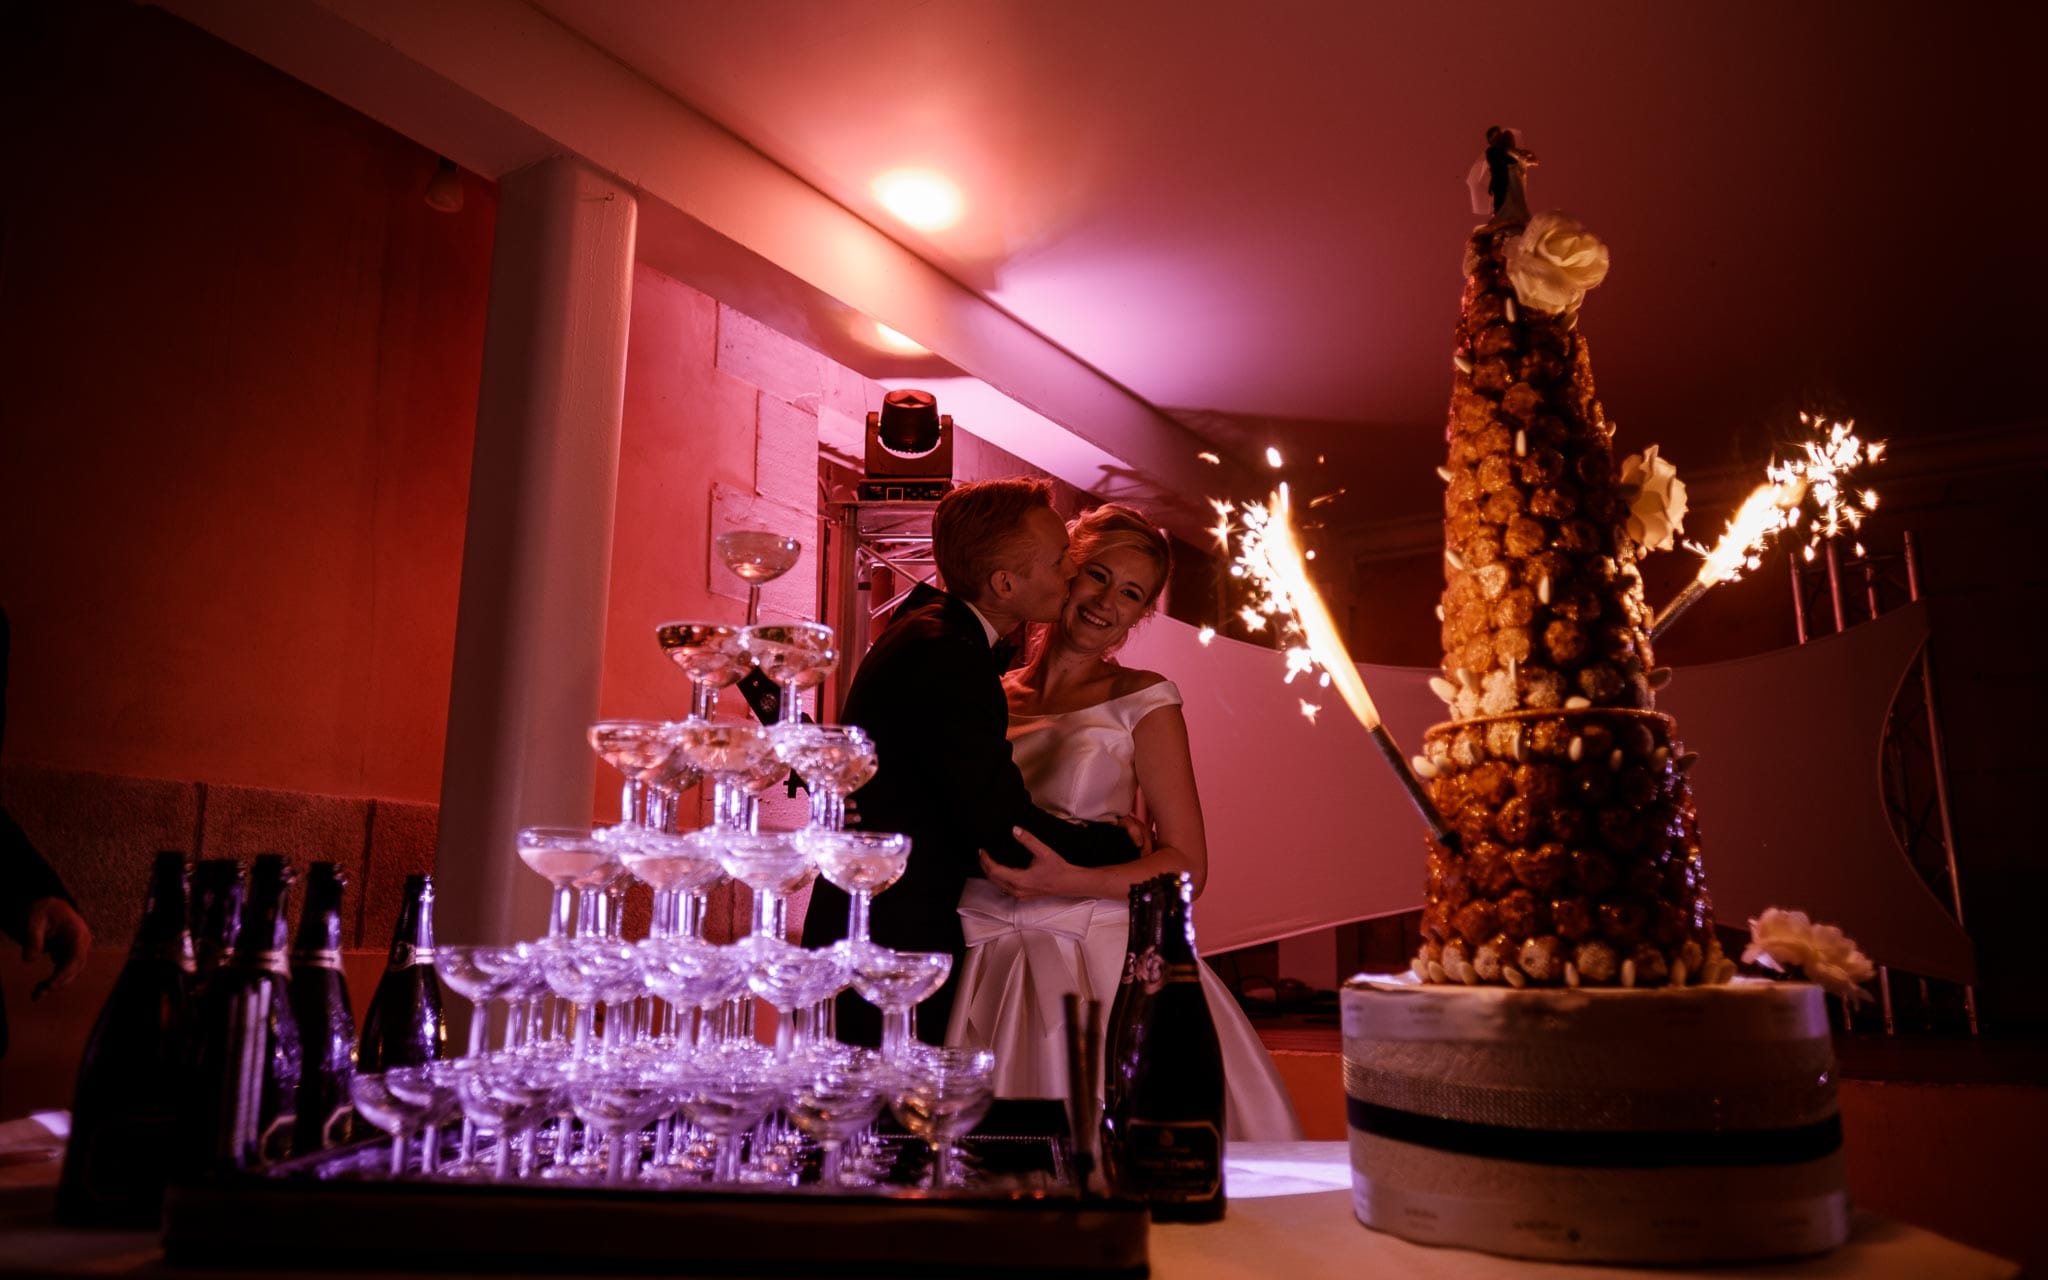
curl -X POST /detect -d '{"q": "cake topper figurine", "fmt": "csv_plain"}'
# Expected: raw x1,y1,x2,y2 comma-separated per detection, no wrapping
1467,125,1536,222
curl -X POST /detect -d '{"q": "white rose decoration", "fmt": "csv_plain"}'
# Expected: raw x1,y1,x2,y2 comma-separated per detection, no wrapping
1619,445,1689,553
1743,907,1874,1004
1506,211,1611,315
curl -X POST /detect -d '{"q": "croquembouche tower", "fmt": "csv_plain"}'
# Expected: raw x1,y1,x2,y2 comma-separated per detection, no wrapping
1339,131,1847,1265
1411,128,1724,992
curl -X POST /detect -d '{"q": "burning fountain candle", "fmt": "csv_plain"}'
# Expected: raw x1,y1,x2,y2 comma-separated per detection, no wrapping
1215,484,1457,846
1650,416,1883,641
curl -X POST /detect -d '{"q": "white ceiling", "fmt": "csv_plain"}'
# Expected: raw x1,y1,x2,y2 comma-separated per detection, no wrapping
533,0,2040,521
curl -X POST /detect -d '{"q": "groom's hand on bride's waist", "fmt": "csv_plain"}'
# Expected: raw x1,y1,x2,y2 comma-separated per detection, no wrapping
980,819,1151,899
979,829,1080,900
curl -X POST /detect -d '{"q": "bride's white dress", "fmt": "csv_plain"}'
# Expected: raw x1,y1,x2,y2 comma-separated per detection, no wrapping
944,679,1303,1141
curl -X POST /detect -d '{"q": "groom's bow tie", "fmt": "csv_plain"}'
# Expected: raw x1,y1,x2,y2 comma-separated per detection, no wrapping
989,638,1020,672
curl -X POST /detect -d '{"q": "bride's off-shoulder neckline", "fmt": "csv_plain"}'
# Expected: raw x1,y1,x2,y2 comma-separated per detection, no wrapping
1006,679,1178,721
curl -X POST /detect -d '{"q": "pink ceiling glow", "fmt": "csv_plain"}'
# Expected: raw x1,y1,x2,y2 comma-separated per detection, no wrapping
534,0,2041,516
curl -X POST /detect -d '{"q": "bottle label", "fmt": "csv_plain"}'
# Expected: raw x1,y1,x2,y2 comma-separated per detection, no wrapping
388,946,437,966
1124,1120,1222,1200
1136,948,1165,994
291,948,343,970
243,949,290,977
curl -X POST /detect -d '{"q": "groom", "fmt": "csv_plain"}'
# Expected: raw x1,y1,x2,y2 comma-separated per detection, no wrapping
802,478,1142,1046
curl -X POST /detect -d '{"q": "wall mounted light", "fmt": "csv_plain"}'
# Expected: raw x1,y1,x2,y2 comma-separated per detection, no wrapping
425,157,464,213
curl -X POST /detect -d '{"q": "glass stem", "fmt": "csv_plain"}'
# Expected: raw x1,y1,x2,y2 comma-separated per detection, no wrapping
681,894,706,942
848,890,873,948
576,889,600,939
651,889,678,940
882,1009,911,1062
550,886,575,940
779,681,803,727
752,888,783,942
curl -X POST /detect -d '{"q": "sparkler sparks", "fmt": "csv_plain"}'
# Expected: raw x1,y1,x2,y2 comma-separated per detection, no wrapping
1679,415,1885,588
1654,415,1886,641
1212,486,1458,844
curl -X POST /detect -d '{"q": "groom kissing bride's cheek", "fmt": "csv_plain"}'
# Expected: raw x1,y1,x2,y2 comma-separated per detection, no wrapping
801,480,1300,1140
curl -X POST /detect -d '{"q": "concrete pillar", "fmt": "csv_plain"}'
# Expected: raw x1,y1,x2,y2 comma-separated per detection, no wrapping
434,156,637,945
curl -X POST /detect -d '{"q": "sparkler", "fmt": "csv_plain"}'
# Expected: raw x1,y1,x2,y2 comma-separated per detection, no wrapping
1650,415,1884,642
1217,485,1456,845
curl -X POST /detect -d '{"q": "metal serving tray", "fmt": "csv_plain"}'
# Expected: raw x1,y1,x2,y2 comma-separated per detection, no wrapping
161,1100,1148,1277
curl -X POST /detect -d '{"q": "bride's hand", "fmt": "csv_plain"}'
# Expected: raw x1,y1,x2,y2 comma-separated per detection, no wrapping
979,828,1083,900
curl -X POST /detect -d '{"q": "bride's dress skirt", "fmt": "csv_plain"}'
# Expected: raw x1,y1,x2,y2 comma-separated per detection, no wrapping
945,879,1303,1142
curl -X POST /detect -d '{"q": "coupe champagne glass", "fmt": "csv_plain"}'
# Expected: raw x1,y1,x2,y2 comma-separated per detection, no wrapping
385,1064,464,1177
676,1055,780,1185
746,941,849,1060
781,1050,890,1188
733,752,792,833
616,829,726,942
567,1064,674,1183
703,830,816,947
516,826,615,944
851,949,954,1062
671,720,778,832
350,1072,429,1178
741,622,838,728
587,720,677,827
715,529,802,625
435,945,529,1058
655,621,751,720
772,725,876,830
890,1047,996,1190
799,830,909,952
641,938,748,1050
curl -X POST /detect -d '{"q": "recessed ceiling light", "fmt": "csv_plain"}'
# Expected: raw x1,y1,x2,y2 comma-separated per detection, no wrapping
873,322,927,354
873,169,963,232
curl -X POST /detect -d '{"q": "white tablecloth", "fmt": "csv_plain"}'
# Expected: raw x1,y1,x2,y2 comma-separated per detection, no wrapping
1154,1142,2018,1280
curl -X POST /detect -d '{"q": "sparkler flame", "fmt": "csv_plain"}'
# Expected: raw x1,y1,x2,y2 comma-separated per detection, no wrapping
1217,485,1383,732
1681,415,1885,587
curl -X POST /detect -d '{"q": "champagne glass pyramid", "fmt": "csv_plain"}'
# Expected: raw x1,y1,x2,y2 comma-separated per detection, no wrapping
742,622,838,728
655,621,751,720
715,529,802,625
587,720,677,827
772,725,876,829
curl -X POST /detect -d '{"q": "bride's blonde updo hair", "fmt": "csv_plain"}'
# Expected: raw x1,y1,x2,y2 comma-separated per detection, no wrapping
1069,503,1173,613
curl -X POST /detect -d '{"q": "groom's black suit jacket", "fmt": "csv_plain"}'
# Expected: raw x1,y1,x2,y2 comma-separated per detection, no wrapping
802,583,1138,1045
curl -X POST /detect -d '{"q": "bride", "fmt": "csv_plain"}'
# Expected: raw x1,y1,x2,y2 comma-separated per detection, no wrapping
945,503,1302,1141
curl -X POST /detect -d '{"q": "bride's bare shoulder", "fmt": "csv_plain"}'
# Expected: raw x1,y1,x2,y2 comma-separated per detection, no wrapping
1108,665,1169,699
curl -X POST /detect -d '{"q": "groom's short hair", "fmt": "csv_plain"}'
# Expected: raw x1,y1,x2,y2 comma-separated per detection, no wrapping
932,477,1057,604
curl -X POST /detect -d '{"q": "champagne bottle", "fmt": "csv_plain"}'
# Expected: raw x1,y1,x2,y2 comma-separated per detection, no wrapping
188,858,244,983
357,873,446,1071
1106,873,1225,1222
57,851,193,1225
1100,877,1162,1189
289,861,356,1154
180,853,302,1174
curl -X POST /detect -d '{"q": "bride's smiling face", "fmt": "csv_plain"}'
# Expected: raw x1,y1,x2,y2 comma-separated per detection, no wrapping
1061,544,1162,651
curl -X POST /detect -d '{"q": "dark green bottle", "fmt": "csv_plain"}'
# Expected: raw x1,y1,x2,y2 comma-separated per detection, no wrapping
57,851,193,1224
1104,873,1225,1222
289,861,356,1153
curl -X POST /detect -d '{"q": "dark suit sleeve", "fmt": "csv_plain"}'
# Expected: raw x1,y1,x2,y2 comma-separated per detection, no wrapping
918,639,1138,872
0,807,72,944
